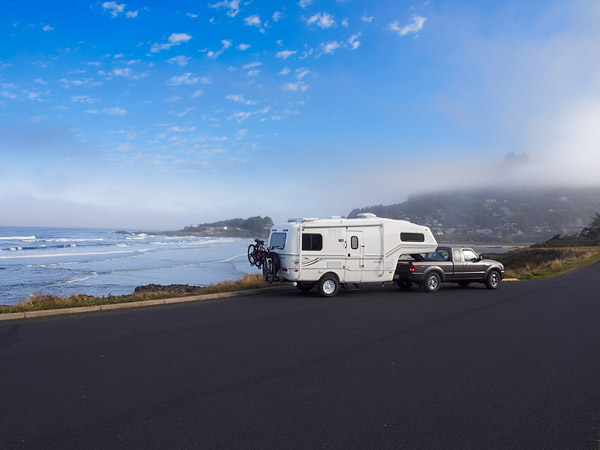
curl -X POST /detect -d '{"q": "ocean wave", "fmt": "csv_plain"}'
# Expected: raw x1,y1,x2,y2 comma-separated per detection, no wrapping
0,236,36,241
43,238,104,243
0,248,152,260
62,272,99,286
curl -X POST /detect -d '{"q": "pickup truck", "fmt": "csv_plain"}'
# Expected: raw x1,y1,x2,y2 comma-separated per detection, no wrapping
394,246,505,292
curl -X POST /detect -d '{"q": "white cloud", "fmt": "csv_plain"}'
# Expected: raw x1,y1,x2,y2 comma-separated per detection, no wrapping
167,73,200,86
102,1,125,17
169,126,196,132
298,0,313,8
167,55,191,67
278,67,291,75
225,94,256,105
296,68,309,79
33,78,47,85
191,90,203,98
207,39,232,58
187,12,198,18
321,41,341,54
276,50,297,60
42,24,53,31
243,62,262,69
70,95,95,104
247,69,260,76
1,91,17,99
111,67,132,77
244,15,261,27
306,12,335,29
125,10,138,18
237,43,251,51
151,33,192,53
208,0,241,18
348,33,361,50
387,15,427,36
342,18,349,27
282,82,309,92
103,107,127,116
361,13,374,23
165,96,182,102
272,11,283,22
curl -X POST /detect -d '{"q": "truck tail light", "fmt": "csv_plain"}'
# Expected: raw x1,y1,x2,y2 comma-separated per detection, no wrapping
409,264,415,273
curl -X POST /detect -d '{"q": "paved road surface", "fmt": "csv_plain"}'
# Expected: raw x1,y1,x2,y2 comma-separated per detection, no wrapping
2,264,600,450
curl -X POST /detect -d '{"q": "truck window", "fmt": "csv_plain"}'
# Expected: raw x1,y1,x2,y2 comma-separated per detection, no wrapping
453,249,462,262
400,232,425,242
463,249,478,262
302,233,323,251
270,232,286,250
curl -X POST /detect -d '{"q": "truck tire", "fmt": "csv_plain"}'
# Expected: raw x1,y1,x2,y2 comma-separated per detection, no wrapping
318,275,339,297
397,281,413,291
421,272,441,293
485,270,501,290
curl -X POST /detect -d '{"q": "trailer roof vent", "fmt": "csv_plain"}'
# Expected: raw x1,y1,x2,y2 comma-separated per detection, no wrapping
357,213,377,219
330,215,342,219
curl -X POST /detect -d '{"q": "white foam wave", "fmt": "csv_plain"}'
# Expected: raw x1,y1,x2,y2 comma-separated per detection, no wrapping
62,272,98,285
0,236,36,241
44,238,104,242
0,248,152,260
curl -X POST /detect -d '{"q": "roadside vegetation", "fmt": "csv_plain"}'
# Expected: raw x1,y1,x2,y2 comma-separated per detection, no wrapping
485,246,600,280
0,274,279,314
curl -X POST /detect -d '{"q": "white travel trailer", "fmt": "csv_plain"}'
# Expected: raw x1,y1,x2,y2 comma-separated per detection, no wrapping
264,213,438,297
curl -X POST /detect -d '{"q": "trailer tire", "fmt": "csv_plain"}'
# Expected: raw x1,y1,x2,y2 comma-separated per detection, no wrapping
318,275,339,297
421,272,441,293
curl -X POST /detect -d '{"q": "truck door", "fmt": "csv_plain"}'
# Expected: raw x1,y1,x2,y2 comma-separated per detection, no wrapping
452,248,466,279
462,248,487,280
344,231,363,283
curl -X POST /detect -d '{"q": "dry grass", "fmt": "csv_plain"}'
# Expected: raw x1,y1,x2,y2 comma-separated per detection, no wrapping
0,273,277,314
485,246,600,280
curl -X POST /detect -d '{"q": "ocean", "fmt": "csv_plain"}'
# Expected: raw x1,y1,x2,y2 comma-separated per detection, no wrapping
0,227,258,306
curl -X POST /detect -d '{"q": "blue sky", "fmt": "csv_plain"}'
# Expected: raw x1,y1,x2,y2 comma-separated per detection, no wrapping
2,0,600,229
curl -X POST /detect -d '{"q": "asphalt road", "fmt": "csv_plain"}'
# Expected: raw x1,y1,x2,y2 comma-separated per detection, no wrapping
2,264,600,450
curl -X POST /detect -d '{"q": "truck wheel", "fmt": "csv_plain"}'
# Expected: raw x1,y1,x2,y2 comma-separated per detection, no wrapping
458,281,471,288
297,282,314,292
397,281,412,291
421,272,441,293
485,270,501,290
318,275,339,297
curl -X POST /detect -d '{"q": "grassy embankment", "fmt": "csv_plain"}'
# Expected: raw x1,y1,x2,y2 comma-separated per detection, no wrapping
0,274,278,314
485,246,600,280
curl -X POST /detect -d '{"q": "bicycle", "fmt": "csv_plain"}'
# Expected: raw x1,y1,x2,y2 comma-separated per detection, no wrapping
248,239,277,283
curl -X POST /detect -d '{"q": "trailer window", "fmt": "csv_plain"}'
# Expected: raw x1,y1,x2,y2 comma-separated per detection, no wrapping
400,232,425,242
350,236,359,249
302,233,323,251
270,233,286,250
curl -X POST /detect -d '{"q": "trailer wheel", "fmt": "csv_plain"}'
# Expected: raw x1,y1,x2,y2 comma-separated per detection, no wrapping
397,281,413,291
297,282,314,292
318,275,339,297
421,272,441,293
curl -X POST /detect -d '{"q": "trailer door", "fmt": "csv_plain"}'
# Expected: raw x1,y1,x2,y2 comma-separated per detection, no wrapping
345,231,363,283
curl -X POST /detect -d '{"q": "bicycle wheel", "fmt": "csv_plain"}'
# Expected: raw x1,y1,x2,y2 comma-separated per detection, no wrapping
247,244,256,266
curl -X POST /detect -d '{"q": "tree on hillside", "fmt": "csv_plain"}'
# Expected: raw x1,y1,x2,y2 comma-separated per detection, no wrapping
580,213,600,240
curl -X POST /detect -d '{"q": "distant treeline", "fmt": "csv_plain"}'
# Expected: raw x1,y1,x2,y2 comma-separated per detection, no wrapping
182,216,273,237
